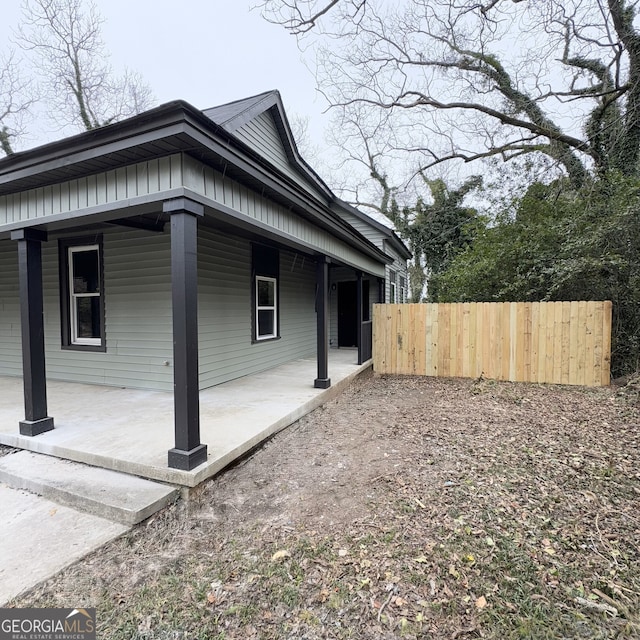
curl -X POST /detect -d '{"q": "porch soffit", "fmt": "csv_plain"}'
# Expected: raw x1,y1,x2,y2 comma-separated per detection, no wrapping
0,188,386,279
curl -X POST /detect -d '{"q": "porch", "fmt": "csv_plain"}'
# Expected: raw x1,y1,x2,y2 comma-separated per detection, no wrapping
0,349,369,488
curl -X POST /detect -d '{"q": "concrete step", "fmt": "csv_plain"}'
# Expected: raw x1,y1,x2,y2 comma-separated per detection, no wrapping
0,451,179,525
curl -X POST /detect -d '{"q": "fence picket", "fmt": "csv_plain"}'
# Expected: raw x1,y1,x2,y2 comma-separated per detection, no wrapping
372,301,611,387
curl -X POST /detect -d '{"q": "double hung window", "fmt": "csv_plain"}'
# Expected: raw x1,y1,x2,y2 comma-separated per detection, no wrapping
399,275,406,303
60,237,105,351
252,244,280,342
256,275,277,340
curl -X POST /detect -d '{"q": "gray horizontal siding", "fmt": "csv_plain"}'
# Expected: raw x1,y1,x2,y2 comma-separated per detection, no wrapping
198,229,251,388
41,228,174,390
0,239,22,377
198,225,316,389
0,229,174,389
234,111,327,202
338,209,385,247
2,222,334,392
385,242,409,303
338,211,411,299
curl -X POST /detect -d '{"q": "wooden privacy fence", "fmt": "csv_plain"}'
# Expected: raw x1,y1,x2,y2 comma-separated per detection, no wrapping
372,301,612,387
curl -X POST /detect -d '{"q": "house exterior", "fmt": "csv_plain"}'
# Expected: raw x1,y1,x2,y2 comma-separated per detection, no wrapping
0,90,410,471
327,201,410,348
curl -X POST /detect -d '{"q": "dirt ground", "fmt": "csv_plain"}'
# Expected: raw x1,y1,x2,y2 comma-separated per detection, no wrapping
10,371,640,639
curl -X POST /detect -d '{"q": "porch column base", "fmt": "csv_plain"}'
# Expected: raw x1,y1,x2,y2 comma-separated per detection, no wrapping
168,444,208,471
19,417,54,437
314,378,331,389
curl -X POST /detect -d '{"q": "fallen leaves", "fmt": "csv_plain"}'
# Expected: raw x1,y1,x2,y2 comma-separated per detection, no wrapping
11,374,640,640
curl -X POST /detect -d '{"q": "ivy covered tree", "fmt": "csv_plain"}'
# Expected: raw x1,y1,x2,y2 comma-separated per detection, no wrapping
435,174,640,376
260,0,640,187
348,132,485,301
383,175,485,301
260,1,640,375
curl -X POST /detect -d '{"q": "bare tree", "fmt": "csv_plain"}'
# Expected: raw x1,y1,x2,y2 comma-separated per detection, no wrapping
260,0,640,189
0,50,35,155
289,113,323,169
258,0,365,35
18,0,154,132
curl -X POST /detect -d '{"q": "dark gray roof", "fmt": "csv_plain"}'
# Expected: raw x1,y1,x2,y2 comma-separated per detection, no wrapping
0,91,409,266
0,99,393,266
334,198,412,260
204,91,411,261
204,90,334,201
203,90,279,133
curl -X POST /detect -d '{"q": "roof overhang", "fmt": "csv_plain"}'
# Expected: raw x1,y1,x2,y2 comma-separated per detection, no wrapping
332,197,412,261
0,101,390,267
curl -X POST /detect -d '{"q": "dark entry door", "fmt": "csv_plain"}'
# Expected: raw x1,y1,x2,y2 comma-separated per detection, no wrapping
338,281,357,347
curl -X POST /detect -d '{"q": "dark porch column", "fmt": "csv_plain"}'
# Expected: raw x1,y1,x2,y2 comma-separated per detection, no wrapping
314,255,331,389
164,197,207,471
11,228,54,436
356,271,364,365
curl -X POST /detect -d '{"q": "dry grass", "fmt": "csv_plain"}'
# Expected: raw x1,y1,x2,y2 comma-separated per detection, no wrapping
10,372,640,639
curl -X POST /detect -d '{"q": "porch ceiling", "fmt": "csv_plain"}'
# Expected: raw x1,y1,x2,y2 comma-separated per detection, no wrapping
0,350,369,487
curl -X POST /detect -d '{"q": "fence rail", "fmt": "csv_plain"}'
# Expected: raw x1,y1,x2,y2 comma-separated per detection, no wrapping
372,301,612,387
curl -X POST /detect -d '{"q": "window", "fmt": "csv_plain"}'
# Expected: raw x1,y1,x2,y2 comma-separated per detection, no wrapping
59,236,105,351
252,244,279,341
399,275,406,303
256,276,277,339
389,270,397,303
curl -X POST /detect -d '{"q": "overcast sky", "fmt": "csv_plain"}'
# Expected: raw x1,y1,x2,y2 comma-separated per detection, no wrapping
2,0,330,153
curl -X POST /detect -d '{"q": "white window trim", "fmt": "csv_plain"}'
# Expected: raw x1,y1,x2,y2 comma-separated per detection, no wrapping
68,244,101,346
255,275,278,341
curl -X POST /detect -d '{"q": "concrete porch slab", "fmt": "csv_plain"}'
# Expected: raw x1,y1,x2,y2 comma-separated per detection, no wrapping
0,350,369,487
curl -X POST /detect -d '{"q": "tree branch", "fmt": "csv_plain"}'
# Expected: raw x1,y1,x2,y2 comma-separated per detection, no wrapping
258,0,362,35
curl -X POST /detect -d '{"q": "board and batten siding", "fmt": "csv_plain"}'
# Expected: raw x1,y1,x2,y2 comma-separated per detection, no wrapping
1,152,385,277
0,155,183,225
182,155,385,277
198,225,317,388
233,110,328,203
0,239,22,377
